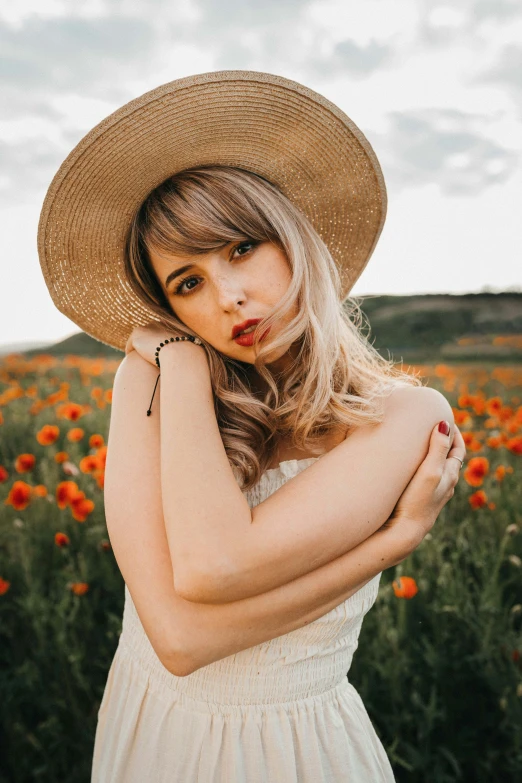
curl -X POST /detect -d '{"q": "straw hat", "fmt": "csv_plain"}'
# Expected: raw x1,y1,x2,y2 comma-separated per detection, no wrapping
37,70,387,352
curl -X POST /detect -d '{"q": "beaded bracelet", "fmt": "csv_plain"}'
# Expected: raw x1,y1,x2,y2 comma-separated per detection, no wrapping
147,335,203,417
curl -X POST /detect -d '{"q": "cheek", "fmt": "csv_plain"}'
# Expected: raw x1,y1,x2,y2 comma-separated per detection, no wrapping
263,259,292,298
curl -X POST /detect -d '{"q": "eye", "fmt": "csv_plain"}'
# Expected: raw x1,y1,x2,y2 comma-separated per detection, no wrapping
173,241,260,296
174,275,201,296
232,240,259,258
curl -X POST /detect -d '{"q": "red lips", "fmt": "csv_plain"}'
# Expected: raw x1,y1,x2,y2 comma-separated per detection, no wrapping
231,318,262,339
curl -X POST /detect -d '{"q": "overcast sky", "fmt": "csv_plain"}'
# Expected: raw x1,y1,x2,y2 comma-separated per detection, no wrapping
2,0,521,349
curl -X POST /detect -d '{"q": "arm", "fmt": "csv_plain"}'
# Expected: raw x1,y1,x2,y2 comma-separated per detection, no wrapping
103,352,416,678
174,522,416,675
157,344,454,603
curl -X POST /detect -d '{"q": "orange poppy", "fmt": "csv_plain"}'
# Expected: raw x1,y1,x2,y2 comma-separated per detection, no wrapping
392,576,418,599
0,465,8,483
67,428,84,442
36,424,60,446
56,481,80,509
486,435,503,449
469,490,487,509
485,397,503,416
89,433,105,448
96,445,107,468
32,485,48,497
506,436,522,455
463,457,489,487
70,492,95,522
79,455,101,474
54,451,69,463
55,532,70,547
14,453,36,473
70,582,89,596
56,402,85,421
4,480,32,510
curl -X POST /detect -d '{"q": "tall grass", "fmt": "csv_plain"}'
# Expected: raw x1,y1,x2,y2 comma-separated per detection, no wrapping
0,353,521,782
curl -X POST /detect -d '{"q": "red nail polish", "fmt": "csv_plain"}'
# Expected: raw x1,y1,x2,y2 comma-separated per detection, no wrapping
438,420,450,435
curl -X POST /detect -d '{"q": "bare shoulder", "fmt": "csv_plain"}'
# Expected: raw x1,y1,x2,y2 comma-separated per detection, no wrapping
338,382,455,467
384,382,454,421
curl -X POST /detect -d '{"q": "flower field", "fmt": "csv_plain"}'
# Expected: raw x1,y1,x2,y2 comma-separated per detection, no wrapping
0,352,521,782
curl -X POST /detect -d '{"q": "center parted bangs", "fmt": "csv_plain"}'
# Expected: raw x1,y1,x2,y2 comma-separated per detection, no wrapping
135,165,284,260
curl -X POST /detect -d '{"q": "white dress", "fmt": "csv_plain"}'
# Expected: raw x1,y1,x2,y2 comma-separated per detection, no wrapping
91,457,396,782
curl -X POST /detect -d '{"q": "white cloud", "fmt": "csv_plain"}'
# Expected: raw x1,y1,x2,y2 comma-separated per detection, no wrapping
0,0,521,347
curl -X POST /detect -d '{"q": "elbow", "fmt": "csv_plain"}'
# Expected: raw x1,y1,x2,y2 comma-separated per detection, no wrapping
161,650,196,678
159,637,196,677
174,561,236,605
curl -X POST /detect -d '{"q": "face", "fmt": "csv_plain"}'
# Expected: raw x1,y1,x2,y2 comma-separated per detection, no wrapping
148,239,299,375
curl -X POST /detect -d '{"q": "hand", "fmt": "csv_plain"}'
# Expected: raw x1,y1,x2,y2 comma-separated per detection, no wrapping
124,324,190,367
379,422,467,544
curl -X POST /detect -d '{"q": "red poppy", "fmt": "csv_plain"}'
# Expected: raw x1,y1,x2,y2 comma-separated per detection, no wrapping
70,582,89,596
469,490,488,509
14,454,36,473
36,424,60,445
89,433,105,448
55,532,70,547
56,481,80,509
70,492,95,522
67,428,84,442
392,576,419,599
464,457,489,487
4,481,32,510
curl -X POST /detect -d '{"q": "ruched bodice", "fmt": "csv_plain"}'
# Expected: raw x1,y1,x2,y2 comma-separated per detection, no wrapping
92,458,395,782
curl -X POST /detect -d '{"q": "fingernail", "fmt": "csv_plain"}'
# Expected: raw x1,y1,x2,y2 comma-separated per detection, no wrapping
438,420,450,436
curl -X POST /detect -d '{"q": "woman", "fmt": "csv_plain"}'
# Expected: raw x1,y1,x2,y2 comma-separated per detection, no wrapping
37,72,466,782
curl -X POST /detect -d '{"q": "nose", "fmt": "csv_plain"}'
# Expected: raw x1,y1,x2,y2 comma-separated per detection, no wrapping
213,271,245,311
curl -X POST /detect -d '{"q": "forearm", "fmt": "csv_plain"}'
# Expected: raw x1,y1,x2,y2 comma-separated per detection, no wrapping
159,343,253,583
173,523,413,674
159,348,439,604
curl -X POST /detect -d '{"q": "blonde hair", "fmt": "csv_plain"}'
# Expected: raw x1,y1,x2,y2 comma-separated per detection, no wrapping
124,165,423,490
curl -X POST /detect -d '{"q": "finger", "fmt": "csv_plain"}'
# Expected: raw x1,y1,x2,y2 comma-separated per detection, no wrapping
423,420,453,482
439,428,465,488
448,425,467,463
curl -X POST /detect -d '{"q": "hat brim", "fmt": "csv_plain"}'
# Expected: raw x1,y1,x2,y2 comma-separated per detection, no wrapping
37,70,387,352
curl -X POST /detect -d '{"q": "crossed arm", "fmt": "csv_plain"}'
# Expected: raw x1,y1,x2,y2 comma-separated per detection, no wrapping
104,351,440,675
156,343,453,604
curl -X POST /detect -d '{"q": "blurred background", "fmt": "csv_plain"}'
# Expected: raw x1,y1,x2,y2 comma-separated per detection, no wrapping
1,2,521,782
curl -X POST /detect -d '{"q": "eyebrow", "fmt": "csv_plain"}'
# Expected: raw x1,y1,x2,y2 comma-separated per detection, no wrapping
162,241,238,290
164,263,195,290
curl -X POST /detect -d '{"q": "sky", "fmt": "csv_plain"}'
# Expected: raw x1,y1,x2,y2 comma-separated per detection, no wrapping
1,0,521,350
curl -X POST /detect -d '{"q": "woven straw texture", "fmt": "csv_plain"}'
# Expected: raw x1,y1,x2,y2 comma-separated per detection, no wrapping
37,70,387,352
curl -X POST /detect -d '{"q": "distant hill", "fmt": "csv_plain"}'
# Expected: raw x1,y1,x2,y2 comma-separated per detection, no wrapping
355,292,522,363
6,292,522,364
22,332,123,359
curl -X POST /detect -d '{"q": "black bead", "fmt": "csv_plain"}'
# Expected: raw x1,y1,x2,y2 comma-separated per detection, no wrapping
160,342,164,347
